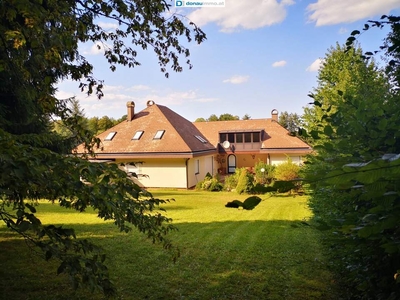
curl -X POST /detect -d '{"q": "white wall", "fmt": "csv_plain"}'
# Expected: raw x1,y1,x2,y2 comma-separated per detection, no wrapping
118,158,187,188
187,155,215,188
269,154,302,165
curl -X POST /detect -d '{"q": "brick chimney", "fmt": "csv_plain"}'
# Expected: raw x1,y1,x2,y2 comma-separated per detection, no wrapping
126,101,135,121
271,109,278,122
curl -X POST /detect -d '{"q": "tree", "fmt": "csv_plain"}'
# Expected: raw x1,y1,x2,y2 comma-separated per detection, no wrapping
218,113,239,121
242,114,251,120
278,111,302,134
207,114,219,121
303,16,400,299
302,42,391,155
194,117,206,122
196,113,240,121
0,0,205,296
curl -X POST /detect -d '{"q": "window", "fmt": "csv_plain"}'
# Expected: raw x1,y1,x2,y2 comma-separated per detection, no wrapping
219,133,227,143
253,132,260,142
195,159,200,175
244,133,252,143
132,130,144,140
195,135,207,143
104,132,116,141
236,133,243,143
228,133,235,143
153,130,165,139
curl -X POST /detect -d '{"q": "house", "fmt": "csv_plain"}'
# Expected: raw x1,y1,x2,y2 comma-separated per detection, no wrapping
75,101,311,188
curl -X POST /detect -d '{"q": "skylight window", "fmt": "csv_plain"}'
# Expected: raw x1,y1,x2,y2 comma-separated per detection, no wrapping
104,132,117,141
132,130,144,140
195,135,207,143
153,130,165,140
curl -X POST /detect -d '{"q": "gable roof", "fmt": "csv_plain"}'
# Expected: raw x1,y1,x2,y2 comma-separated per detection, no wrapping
75,103,216,158
194,119,311,153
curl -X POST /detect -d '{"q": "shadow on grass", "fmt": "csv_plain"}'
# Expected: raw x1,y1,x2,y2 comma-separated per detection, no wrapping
0,219,339,300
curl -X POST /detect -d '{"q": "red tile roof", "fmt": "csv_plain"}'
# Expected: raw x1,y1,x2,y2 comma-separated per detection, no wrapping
75,102,311,158
75,103,216,158
194,119,311,152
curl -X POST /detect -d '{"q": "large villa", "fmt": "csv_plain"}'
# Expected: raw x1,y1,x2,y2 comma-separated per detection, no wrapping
76,101,311,188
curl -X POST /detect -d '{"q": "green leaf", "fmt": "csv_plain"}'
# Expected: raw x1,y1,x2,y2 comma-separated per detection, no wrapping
18,220,30,232
323,125,333,136
25,203,36,213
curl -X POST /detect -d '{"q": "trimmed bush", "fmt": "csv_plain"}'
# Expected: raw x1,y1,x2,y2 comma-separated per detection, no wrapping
274,158,300,181
235,168,254,194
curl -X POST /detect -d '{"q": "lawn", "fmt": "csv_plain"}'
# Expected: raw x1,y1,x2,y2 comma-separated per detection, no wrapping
0,190,338,300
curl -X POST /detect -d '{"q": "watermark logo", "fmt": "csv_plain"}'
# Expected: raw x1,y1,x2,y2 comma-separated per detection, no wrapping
175,1,225,7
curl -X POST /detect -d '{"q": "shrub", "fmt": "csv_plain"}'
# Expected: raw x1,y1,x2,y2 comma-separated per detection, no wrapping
223,168,242,191
196,174,223,192
235,168,254,194
254,160,275,184
274,158,300,181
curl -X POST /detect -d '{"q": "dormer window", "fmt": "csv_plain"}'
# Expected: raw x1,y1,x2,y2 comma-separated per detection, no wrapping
153,130,165,140
132,130,144,140
195,135,207,143
104,132,116,141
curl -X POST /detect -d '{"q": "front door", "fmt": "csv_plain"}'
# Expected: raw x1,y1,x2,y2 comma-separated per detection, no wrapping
228,154,236,173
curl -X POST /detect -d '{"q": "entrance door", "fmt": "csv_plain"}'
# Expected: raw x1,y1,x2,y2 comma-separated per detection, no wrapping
228,154,236,173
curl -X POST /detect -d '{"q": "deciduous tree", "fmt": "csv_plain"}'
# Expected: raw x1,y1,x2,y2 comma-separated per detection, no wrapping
303,15,400,299
0,0,205,295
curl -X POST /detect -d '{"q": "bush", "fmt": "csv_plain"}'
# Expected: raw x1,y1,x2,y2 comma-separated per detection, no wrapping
223,168,242,191
235,168,254,194
196,174,223,192
254,160,275,184
274,158,300,181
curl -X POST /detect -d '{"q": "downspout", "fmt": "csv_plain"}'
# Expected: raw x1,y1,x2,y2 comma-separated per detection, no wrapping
185,158,190,189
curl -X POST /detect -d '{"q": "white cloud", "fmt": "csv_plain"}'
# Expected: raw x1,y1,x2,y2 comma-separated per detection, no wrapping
306,58,324,72
97,21,118,30
188,0,295,32
223,75,249,84
143,90,218,105
127,85,151,91
338,27,348,34
83,41,111,55
272,60,287,67
307,0,400,26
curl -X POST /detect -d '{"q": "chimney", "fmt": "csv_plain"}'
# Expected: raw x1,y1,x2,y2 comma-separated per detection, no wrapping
147,100,155,107
126,101,135,121
271,109,278,122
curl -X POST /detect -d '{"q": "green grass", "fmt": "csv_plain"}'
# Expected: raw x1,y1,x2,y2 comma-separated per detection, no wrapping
0,190,338,299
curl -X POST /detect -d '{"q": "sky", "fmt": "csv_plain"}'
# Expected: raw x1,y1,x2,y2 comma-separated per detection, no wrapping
56,0,400,122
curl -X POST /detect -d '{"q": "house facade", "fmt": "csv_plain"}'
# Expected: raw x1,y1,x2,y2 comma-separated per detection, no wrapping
76,101,311,188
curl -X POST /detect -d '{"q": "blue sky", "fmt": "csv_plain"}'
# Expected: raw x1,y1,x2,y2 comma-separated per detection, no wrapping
56,0,400,122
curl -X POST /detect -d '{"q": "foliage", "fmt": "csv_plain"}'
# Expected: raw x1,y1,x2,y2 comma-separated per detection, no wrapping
274,158,300,181
225,196,262,210
278,111,302,134
254,160,275,184
223,168,242,191
195,173,223,192
195,113,242,122
0,0,206,295
235,168,254,194
303,15,400,300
